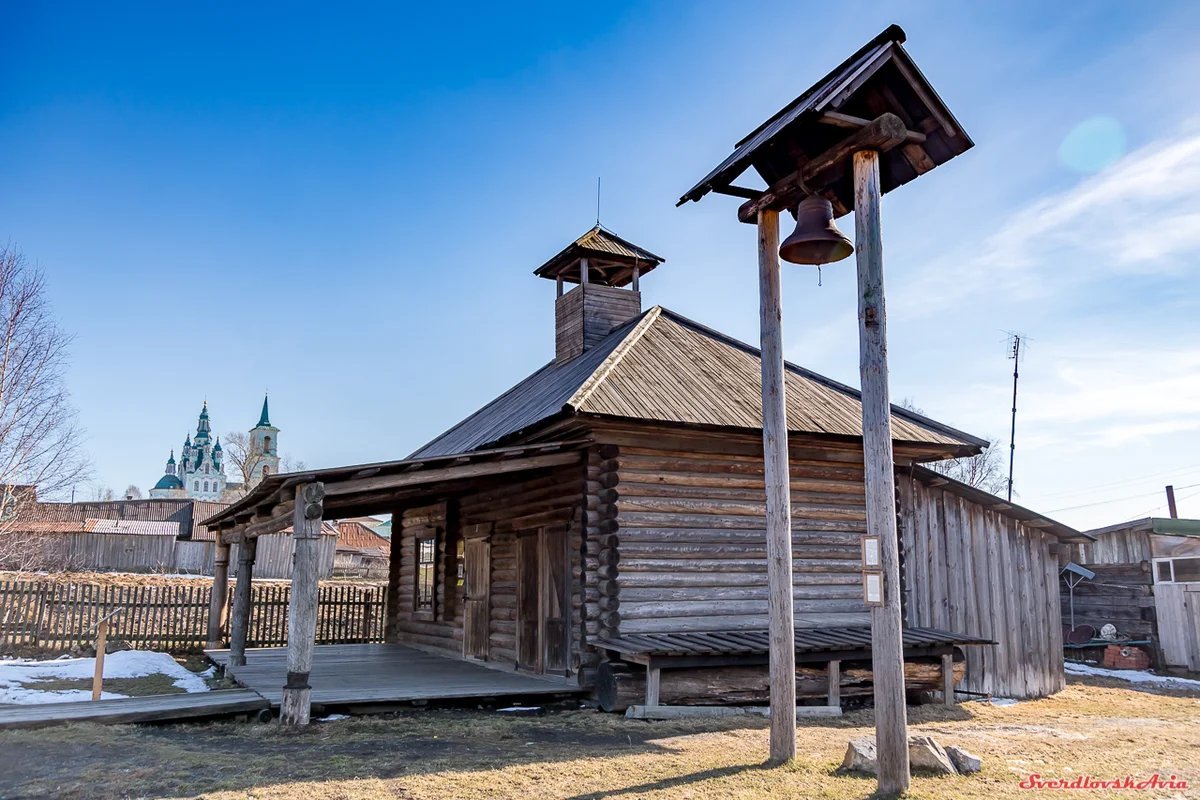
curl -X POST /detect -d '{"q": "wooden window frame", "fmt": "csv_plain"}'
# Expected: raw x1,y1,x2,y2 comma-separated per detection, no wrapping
414,529,439,618
1155,556,1200,584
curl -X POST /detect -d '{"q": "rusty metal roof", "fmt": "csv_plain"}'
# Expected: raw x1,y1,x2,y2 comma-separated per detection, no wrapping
412,306,985,458
533,225,664,287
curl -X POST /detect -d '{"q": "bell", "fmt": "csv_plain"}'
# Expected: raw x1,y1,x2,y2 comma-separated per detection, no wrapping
778,195,854,265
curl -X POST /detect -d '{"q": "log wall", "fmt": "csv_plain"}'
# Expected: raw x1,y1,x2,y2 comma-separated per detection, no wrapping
603,432,871,635
899,475,1065,699
391,465,585,672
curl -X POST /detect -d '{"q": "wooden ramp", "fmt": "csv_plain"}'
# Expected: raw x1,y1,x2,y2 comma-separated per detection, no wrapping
207,643,582,708
0,689,268,731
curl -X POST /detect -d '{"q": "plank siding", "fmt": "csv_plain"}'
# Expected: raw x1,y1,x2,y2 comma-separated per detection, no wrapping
900,475,1064,699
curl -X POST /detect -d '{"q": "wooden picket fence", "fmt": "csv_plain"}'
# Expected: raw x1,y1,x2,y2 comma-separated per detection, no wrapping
0,578,386,653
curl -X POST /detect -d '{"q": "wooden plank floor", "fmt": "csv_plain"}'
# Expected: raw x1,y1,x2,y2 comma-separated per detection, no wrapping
206,643,582,708
0,689,268,731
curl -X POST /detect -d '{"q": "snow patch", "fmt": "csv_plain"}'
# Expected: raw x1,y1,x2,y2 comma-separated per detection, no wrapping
317,713,350,722
1065,661,1200,689
0,650,211,705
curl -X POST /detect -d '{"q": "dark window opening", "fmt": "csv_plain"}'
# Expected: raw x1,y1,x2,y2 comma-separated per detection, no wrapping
416,535,437,613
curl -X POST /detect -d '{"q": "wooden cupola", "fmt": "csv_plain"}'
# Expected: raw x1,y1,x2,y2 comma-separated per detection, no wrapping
534,225,665,363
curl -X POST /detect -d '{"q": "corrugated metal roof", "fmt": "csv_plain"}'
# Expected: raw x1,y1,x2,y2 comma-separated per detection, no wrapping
412,305,985,458
25,498,230,540
84,519,181,537
336,521,389,553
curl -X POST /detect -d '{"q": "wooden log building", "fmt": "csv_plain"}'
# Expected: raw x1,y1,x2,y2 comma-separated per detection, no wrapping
204,223,1087,722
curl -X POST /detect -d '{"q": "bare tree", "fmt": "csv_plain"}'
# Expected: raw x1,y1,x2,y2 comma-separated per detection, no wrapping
281,454,306,473
0,246,91,570
124,484,143,500
900,398,1008,496
222,431,262,488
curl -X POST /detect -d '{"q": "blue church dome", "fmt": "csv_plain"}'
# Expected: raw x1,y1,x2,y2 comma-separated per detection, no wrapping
154,474,184,491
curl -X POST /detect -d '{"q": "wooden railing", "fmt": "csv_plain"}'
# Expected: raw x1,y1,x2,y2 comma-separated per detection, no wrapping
0,578,386,653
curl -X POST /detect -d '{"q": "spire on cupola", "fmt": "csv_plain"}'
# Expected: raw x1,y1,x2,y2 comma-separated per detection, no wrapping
256,394,271,428
195,401,212,440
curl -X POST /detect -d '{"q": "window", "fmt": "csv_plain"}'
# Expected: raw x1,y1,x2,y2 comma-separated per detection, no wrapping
194,481,200,491
203,480,209,492
262,465,270,477
1153,557,1200,583
415,535,437,613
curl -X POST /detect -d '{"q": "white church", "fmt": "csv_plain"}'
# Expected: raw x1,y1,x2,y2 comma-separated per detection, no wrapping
150,396,279,501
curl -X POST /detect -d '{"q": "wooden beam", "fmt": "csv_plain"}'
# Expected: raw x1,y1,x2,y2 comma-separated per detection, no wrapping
713,184,765,200
737,113,908,223
819,111,926,142
854,149,910,795
827,659,841,708
323,451,581,498
206,540,231,649
756,208,797,764
227,538,257,668
281,482,325,727
941,652,955,708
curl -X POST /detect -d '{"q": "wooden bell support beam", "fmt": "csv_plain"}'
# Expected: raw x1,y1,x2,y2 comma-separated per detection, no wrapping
227,537,257,668
206,539,232,649
281,482,325,727
756,208,797,764
853,148,910,795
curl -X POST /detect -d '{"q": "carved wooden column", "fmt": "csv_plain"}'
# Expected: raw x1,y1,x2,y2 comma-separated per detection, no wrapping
281,482,325,726
206,538,232,649
227,537,257,667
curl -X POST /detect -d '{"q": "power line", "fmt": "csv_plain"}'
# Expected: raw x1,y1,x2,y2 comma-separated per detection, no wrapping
1046,481,1200,514
1035,463,1200,501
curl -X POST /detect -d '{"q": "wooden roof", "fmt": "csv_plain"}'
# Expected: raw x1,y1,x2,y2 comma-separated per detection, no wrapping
413,306,985,459
909,465,1089,542
677,24,973,216
533,225,664,287
202,440,589,535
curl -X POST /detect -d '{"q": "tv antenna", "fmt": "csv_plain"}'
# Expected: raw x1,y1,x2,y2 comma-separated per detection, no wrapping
1005,332,1029,502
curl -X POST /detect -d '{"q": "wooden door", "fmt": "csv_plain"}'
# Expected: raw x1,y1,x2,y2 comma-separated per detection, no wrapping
462,538,490,660
541,525,568,674
516,533,540,671
516,526,570,675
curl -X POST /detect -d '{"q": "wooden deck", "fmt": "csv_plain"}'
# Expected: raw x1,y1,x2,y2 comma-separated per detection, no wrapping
0,689,268,731
206,643,583,708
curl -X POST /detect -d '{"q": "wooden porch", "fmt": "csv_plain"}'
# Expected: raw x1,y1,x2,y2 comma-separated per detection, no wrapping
206,642,583,710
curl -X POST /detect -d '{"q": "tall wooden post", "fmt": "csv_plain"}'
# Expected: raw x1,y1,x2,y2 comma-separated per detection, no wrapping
757,207,797,763
384,507,404,643
853,149,910,795
281,482,325,726
207,539,232,649
228,537,257,668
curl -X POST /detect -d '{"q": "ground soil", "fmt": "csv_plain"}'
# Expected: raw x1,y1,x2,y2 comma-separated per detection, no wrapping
0,675,1197,799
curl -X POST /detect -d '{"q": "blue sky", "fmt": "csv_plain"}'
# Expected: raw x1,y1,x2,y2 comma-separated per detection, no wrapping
3,1,1198,529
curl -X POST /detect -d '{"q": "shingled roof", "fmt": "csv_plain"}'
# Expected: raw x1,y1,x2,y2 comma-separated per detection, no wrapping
411,306,985,459
533,225,665,287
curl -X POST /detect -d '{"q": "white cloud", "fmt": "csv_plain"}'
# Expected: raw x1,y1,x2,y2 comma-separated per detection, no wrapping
894,122,1200,315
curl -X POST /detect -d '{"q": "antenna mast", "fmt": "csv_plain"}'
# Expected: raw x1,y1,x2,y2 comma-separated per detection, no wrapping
1005,332,1026,502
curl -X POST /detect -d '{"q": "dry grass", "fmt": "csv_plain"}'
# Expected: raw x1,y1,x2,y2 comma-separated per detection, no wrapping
2,675,1198,799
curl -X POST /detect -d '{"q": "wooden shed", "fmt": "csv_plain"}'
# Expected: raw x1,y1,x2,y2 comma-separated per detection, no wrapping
1061,517,1200,672
205,227,1084,717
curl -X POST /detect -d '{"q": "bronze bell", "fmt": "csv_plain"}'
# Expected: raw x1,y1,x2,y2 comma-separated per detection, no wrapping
778,195,854,265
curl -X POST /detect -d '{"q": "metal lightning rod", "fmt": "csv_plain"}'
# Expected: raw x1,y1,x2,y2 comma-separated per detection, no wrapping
1005,332,1027,502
